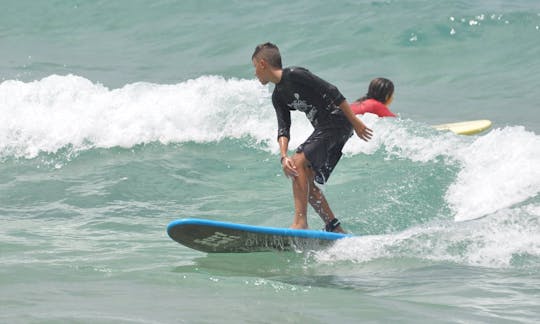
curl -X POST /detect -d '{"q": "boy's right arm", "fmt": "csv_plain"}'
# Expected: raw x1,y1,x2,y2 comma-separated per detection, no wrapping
279,136,298,178
273,94,297,177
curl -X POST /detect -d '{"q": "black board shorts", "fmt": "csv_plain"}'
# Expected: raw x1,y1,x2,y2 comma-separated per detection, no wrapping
296,126,353,184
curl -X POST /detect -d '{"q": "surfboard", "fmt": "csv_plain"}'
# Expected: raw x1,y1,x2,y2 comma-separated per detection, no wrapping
167,218,351,253
432,119,492,135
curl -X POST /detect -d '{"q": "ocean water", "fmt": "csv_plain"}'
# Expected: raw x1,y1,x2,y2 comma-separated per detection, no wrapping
1,0,540,323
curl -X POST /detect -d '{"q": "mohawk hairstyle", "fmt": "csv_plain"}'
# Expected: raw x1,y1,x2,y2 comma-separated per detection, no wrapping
252,42,282,69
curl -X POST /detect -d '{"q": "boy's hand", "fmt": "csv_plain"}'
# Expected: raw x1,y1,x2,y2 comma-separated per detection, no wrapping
355,123,373,141
281,156,298,178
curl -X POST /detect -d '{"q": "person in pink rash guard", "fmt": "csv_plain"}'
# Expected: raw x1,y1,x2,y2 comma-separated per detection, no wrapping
350,78,396,117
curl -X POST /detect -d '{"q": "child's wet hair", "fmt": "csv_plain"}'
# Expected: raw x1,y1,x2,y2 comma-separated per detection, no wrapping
358,78,394,103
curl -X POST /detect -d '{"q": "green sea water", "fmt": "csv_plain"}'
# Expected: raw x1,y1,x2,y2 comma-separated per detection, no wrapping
1,1,540,323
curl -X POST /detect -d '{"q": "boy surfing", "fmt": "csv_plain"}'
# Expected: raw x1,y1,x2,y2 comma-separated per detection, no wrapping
251,42,372,233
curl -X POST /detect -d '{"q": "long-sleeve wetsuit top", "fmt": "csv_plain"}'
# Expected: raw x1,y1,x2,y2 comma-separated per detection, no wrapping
271,67,351,140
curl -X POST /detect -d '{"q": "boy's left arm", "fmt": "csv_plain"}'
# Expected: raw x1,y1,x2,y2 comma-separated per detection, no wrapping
339,100,373,141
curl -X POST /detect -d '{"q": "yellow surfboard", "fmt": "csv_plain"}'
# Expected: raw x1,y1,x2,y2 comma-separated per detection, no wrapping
432,119,492,135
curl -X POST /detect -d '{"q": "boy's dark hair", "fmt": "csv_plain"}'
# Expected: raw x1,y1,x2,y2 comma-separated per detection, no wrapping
252,42,282,69
358,77,394,103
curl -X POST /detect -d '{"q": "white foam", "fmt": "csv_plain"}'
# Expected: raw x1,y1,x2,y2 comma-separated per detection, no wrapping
0,74,278,158
2,74,539,222
447,126,540,221
347,119,540,222
316,203,540,268
344,115,466,161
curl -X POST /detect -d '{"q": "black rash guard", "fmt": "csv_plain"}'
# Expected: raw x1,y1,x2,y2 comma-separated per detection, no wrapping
271,67,351,140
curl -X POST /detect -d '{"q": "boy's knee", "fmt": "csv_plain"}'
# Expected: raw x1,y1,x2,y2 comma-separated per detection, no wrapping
292,152,308,167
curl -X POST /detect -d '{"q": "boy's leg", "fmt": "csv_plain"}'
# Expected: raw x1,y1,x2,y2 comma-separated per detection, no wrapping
288,151,345,233
289,152,311,229
308,184,345,233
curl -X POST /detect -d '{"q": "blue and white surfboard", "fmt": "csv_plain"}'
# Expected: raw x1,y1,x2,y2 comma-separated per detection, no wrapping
167,218,351,253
